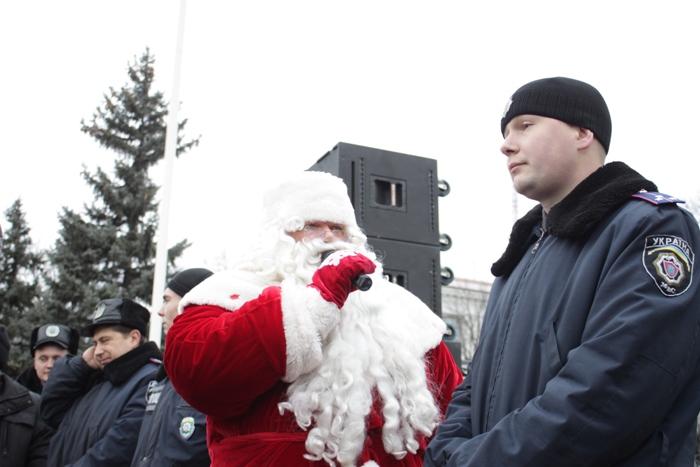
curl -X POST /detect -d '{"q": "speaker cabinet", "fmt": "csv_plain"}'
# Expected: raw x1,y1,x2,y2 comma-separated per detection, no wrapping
309,142,440,246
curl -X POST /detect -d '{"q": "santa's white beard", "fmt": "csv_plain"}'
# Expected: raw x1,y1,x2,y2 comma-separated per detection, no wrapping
235,232,343,286
277,242,440,467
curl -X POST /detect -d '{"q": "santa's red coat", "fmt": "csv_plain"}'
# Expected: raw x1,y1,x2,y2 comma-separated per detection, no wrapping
165,271,463,466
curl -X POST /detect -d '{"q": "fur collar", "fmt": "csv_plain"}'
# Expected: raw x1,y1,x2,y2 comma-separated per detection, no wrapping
491,162,656,277
103,341,162,386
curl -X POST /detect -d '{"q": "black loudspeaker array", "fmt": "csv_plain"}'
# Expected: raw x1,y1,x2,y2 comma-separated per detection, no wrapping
308,142,453,317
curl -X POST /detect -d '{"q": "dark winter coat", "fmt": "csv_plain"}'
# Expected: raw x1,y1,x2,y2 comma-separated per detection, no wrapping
0,372,54,467
131,365,210,466
426,162,700,466
16,366,43,395
40,342,162,467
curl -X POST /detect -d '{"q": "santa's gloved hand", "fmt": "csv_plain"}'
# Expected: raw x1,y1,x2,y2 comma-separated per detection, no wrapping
308,251,376,308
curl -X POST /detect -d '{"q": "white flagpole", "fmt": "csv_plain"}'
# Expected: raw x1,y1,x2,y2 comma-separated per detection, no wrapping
150,0,187,347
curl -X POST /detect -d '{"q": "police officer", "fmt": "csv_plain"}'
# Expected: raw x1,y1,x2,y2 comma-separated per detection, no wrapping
40,298,162,466
425,77,700,466
131,268,214,467
16,324,79,395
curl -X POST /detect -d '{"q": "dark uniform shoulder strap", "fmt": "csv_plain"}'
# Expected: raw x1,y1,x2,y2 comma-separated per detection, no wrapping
631,190,685,205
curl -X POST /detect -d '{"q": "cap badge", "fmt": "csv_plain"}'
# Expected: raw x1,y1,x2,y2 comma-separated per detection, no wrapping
45,325,61,337
94,302,107,320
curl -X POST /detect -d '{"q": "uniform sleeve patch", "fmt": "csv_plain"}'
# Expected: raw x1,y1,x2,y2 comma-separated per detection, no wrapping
643,235,694,297
180,416,196,440
632,191,685,205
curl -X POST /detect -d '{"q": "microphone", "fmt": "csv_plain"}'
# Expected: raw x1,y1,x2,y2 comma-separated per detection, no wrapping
321,251,373,291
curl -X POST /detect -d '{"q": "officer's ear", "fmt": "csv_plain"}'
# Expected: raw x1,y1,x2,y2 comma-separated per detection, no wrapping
128,329,141,349
575,127,595,150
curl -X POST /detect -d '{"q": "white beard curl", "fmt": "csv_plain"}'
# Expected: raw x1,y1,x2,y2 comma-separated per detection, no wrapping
279,295,441,467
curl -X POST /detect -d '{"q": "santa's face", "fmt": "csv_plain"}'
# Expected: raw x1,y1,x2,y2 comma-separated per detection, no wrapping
288,221,347,243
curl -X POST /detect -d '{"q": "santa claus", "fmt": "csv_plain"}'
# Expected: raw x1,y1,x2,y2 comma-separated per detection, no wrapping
165,171,462,467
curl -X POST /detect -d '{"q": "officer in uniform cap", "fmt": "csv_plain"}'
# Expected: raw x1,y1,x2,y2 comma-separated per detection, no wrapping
17,323,79,394
40,297,162,466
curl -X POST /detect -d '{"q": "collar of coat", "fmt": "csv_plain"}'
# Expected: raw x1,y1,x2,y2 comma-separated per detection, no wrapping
491,161,657,277
0,373,32,411
103,341,162,386
16,365,44,395
154,363,168,382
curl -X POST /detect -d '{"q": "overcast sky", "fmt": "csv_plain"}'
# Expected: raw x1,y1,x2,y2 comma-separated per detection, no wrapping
1,1,698,284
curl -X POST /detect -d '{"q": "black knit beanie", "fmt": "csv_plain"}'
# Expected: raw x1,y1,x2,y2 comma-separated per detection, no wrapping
501,77,612,153
167,268,214,298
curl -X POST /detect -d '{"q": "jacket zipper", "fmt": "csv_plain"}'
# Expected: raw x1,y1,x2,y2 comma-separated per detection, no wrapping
531,227,546,254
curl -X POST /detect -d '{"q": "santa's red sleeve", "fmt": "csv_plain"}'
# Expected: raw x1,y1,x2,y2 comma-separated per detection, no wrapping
164,281,340,418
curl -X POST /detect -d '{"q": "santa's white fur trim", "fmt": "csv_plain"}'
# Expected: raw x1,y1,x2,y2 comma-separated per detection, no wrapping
361,462,379,467
263,171,357,228
179,270,270,314
280,280,340,382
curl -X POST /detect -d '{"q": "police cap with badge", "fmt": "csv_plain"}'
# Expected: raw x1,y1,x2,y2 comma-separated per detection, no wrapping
81,298,150,338
30,324,80,357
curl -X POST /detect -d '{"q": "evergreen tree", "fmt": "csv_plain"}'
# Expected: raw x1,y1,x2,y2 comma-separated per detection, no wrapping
44,49,199,331
0,199,45,376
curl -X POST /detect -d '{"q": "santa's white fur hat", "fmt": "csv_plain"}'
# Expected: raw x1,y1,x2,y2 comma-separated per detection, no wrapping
263,171,358,228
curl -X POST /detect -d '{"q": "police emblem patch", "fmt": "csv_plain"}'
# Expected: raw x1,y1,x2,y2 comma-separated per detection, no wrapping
45,325,61,337
180,417,195,440
643,235,694,297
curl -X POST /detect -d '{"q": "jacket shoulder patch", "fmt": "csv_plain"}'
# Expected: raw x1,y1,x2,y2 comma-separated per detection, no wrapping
643,235,694,297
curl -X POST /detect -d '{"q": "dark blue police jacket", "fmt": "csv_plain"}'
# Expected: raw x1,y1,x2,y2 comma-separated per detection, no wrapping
131,365,210,466
40,342,162,466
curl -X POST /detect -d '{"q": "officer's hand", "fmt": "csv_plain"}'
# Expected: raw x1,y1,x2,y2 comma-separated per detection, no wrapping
82,346,101,370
